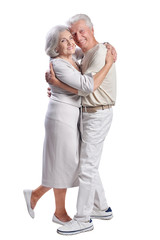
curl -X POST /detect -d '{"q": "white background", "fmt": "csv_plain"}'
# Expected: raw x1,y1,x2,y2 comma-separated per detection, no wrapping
0,0,160,239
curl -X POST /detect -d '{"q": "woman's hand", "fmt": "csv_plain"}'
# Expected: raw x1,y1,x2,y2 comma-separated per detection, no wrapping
105,49,114,68
104,42,117,62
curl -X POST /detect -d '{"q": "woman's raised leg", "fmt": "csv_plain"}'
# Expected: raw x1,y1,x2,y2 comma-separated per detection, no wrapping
31,185,51,209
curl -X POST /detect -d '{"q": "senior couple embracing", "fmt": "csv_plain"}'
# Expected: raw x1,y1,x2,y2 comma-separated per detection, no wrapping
24,13,117,235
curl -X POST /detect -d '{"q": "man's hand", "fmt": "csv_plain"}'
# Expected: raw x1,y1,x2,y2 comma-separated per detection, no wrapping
104,42,117,62
47,87,51,97
45,62,60,97
105,49,114,68
45,62,56,98
45,62,57,85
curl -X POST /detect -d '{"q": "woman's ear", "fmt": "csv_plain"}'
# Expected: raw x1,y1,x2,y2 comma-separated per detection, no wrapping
55,48,59,53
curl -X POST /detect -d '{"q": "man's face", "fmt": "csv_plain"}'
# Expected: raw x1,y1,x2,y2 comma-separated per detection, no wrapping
70,20,94,52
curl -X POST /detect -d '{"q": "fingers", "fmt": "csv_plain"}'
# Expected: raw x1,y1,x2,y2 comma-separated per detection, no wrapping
111,48,117,62
104,43,117,61
45,72,48,80
106,44,111,50
47,92,51,98
108,45,117,62
106,49,114,61
106,43,112,50
45,71,50,83
49,62,54,75
45,62,56,86
47,87,51,98
106,48,112,55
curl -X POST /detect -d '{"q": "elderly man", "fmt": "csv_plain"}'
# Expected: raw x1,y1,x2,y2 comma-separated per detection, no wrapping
46,14,117,235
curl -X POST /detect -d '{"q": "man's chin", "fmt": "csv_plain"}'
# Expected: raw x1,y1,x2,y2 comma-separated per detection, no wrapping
78,44,87,50
76,41,86,48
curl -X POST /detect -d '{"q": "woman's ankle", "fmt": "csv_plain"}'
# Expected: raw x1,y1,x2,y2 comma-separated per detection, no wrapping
54,211,72,222
30,192,38,209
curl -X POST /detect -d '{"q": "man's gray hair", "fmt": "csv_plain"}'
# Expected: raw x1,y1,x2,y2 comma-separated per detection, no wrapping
67,14,93,29
45,25,69,58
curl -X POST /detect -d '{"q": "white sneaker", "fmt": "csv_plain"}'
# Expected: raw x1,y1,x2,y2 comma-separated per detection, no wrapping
23,189,35,218
90,207,113,220
57,219,94,235
52,214,71,225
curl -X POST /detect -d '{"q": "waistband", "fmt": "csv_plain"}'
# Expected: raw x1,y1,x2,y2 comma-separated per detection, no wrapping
82,105,113,113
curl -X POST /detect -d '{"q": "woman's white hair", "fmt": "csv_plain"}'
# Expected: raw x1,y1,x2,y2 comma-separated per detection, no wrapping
67,14,93,29
45,25,69,58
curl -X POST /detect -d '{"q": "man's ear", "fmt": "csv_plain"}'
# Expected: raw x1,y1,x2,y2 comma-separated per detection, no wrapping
91,27,94,35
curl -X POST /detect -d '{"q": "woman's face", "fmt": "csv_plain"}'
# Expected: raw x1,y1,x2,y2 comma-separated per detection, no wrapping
56,30,76,57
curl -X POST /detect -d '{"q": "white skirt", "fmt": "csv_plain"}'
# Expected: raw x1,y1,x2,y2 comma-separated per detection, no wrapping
42,100,80,188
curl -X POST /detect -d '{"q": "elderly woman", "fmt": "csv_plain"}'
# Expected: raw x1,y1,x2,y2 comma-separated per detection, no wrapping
23,25,114,225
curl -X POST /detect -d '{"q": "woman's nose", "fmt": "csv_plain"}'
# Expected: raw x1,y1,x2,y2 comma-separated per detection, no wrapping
67,39,71,45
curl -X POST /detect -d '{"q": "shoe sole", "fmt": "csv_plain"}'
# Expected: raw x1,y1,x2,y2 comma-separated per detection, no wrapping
57,225,94,235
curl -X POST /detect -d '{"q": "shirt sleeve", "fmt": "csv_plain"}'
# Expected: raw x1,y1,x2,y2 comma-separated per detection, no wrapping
51,59,94,94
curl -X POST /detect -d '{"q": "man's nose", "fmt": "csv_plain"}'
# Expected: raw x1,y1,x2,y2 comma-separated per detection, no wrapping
75,32,81,42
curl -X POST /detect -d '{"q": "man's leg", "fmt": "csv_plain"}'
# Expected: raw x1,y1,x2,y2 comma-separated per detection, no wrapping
93,173,109,211
74,140,104,222
74,108,113,222
91,174,113,220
